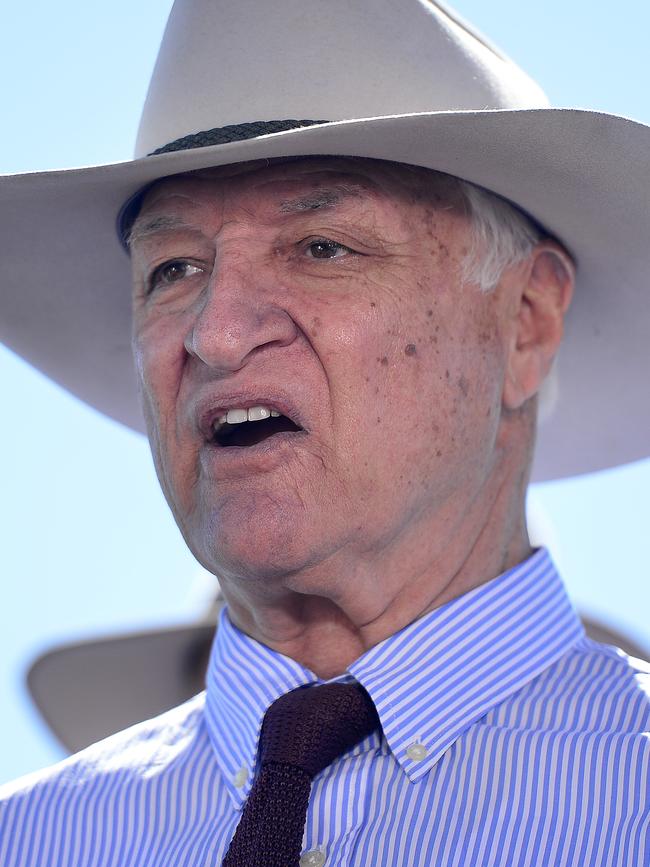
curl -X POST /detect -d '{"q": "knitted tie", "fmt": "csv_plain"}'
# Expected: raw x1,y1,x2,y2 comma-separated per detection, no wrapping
222,682,379,867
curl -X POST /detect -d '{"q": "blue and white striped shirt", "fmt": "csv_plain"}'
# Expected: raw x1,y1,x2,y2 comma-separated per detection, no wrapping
1,548,649,865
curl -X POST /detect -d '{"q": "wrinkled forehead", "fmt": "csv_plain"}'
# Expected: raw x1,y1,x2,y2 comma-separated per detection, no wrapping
122,156,466,245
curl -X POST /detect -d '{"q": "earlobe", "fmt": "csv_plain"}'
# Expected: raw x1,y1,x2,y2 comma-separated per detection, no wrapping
502,241,575,411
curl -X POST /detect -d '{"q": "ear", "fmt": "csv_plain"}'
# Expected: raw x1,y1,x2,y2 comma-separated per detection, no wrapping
502,241,575,411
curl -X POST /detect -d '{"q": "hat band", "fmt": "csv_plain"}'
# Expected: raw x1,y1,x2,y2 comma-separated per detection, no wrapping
118,119,330,248
148,119,329,155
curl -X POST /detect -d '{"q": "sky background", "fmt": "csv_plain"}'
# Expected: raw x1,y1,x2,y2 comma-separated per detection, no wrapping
1,0,649,784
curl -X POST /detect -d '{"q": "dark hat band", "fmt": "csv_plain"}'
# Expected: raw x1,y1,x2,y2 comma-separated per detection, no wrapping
118,119,328,249
148,119,328,155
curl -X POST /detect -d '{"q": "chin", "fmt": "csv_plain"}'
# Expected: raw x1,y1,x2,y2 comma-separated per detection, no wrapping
184,491,328,581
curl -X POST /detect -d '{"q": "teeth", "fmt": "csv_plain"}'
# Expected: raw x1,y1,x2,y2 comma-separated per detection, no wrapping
226,408,248,424
218,405,281,428
247,405,271,422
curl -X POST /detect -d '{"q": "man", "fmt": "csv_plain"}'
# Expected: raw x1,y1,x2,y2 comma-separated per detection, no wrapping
1,2,649,866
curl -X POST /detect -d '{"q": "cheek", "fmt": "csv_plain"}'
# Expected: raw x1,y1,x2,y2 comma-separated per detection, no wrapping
363,296,505,467
131,311,195,498
133,314,202,516
133,313,187,418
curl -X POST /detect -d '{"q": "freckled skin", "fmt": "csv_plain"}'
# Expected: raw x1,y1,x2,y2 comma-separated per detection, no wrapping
129,156,567,678
310,315,321,337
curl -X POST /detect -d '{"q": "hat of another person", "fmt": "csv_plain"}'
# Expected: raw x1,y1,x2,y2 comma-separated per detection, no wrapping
1,0,649,481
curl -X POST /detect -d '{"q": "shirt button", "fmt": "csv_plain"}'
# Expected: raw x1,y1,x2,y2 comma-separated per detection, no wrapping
233,765,248,788
300,848,326,866
406,742,429,762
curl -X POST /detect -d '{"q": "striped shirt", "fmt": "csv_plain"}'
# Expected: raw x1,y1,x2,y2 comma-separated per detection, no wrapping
1,548,648,866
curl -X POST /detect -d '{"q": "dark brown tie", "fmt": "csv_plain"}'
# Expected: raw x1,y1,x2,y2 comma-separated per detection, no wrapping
222,681,380,867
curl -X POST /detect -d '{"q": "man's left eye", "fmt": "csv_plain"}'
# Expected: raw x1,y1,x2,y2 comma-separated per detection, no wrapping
304,239,352,260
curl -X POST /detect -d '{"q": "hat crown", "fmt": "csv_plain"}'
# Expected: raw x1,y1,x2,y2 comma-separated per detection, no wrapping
135,0,548,158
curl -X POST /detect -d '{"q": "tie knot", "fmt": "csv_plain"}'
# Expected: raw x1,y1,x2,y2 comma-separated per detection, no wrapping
259,682,379,778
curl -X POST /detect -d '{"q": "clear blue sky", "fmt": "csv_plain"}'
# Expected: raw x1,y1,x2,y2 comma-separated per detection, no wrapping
1,0,649,784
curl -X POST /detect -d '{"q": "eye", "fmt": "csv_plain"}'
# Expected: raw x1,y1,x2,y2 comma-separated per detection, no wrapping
304,239,352,260
148,260,202,292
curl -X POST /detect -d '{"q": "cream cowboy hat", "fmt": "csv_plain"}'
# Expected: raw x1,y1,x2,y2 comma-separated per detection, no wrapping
1,0,649,481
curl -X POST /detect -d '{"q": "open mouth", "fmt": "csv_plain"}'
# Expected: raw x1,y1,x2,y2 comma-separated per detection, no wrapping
213,414,302,448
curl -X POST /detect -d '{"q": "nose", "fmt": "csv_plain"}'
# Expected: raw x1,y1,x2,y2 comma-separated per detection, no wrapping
184,253,298,372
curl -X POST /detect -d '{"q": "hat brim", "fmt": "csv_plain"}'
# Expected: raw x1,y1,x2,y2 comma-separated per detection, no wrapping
27,620,217,754
2,108,649,480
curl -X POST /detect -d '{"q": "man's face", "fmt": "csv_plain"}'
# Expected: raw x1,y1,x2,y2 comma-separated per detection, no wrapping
130,158,510,587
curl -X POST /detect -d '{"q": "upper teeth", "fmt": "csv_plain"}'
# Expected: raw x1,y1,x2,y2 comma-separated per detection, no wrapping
218,405,282,426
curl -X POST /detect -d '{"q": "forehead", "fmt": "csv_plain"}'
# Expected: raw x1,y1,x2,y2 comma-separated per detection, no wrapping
131,157,464,230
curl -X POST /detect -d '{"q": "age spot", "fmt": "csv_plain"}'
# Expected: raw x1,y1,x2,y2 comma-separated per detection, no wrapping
458,375,470,397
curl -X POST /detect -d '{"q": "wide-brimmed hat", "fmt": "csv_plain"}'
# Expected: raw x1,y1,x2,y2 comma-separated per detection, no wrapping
1,0,649,481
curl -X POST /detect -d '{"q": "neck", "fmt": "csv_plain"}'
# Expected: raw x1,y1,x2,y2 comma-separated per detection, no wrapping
221,419,535,679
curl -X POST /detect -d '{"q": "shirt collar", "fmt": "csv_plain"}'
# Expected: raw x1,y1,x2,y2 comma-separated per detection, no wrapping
348,547,584,781
204,605,320,807
205,548,584,801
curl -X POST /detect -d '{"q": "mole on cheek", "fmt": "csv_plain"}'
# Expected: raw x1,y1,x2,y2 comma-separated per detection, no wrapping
404,343,417,356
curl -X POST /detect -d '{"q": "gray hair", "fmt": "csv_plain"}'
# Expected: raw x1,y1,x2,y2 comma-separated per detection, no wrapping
454,178,559,419
457,180,543,292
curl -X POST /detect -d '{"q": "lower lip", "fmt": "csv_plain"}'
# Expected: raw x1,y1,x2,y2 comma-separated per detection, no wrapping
199,430,308,478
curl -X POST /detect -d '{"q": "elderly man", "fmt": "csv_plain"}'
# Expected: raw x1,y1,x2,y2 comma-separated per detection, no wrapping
1,1,649,865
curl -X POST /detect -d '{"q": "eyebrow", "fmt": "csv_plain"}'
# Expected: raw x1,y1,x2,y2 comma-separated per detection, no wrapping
278,184,364,214
126,215,190,249
126,182,367,248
